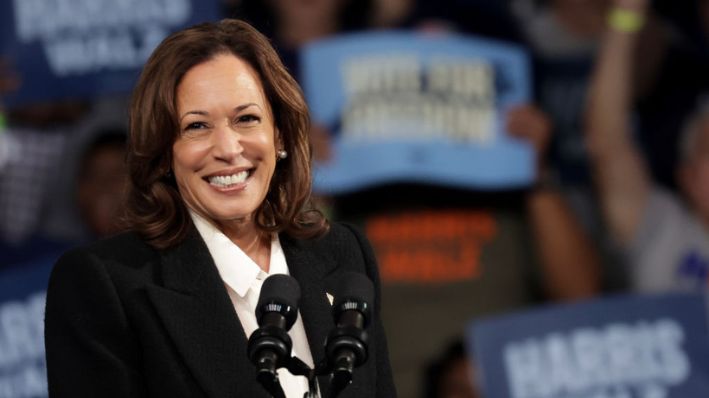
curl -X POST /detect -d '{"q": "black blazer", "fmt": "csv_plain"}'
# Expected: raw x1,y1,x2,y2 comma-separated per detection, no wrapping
44,223,396,397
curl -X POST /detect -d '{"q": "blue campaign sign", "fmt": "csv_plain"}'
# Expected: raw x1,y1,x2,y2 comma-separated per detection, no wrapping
0,0,221,107
300,31,534,194
469,293,709,398
0,257,55,398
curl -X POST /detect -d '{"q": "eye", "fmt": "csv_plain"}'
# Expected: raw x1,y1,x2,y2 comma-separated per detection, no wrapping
237,114,260,124
184,121,208,131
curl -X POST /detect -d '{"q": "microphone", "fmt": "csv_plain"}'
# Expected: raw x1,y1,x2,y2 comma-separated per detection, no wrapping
247,274,301,398
325,272,374,396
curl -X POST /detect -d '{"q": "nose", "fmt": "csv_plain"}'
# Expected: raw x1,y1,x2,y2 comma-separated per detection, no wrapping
211,122,243,162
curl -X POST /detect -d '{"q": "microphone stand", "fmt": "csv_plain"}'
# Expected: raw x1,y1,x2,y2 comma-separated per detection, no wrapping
286,356,319,398
262,355,353,398
254,349,286,398
254,355,318,398
324,359,353,398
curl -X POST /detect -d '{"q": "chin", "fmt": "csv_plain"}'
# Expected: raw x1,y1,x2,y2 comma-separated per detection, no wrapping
219,205,262,221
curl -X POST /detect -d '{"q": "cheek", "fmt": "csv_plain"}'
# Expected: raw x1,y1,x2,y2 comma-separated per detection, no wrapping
172,139,209,175
256,133,277,166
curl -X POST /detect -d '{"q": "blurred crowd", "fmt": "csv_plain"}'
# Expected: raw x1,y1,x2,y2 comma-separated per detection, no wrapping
1,0,709,397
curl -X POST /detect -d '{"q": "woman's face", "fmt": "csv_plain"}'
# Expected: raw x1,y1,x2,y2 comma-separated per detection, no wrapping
172,53,278,230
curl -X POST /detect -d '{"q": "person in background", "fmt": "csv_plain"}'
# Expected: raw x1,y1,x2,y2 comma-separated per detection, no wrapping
0,127,129,267
0,101,85,247
423,340,479,398
415,102,603,398
0,56,88,266
0,55,129,266
586,0,709,292
510,0,611,189
329,102,601,398
233,0,371,78
512,0,709,191
631,0,709,190
509,104,602,300
75,129,128,238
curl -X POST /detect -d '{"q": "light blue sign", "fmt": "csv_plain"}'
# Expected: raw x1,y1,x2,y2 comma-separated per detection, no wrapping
0,258,54,398
301,32,534,194
469,293,709,398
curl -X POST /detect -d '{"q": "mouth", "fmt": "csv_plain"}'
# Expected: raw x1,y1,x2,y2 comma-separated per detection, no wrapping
204,169,252,188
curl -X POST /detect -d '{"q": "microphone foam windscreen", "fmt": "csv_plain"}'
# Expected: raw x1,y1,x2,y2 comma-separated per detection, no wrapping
332,272,374,310
257,274,301,315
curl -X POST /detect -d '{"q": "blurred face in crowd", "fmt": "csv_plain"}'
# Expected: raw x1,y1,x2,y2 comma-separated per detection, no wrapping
172,53,278,232
77,143,128,237
370,0,413,28
679,119,709,225
271,0,341,26
438,358,480,398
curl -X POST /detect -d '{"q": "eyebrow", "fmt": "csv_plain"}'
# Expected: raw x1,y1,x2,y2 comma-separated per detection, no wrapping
179,103,261,121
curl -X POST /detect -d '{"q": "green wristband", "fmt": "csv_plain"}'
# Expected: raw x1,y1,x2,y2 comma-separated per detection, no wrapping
608,8,645,33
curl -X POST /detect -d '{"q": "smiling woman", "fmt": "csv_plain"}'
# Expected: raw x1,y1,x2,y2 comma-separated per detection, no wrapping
124,20,325,249
172,54,279,251
43,19,396,398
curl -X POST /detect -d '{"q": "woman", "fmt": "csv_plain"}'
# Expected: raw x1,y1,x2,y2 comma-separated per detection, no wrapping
44,19,396,398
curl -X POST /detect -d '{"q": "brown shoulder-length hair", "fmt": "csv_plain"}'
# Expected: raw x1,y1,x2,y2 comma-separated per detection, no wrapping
124,19,328,249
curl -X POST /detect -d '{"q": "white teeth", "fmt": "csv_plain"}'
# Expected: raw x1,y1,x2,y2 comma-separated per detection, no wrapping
208,171,248,187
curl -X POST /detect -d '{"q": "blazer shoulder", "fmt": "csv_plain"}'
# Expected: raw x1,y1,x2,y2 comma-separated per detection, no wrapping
289,222,378,278
54,231,158,278
313,222,368,250
61,230,150,258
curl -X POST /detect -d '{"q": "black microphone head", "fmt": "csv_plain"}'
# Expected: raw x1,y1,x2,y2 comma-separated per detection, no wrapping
256,274,301,329
331,272,374,327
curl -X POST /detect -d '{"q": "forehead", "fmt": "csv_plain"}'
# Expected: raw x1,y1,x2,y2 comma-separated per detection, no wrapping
177,53,268,107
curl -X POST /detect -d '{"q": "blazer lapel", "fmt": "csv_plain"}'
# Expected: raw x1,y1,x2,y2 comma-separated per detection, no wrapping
146,228,257,398
280,235,335,384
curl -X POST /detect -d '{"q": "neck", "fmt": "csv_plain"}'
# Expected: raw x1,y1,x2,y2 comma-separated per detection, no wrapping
219,218,272,273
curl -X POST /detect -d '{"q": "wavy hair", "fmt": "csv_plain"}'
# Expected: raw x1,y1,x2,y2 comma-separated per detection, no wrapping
124,19,328,249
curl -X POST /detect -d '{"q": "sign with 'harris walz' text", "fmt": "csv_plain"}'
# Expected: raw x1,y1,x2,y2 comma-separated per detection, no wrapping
469,293,709,398
0,258,54,398
301,31,534,194
0,0,220,107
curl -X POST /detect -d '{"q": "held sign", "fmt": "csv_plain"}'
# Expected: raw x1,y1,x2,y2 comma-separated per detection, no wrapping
0,0,221,107
469,293,709,398
301,31,534,194
0,258,54,398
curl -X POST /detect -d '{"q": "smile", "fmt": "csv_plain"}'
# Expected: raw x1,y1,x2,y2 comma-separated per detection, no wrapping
206,170,250,187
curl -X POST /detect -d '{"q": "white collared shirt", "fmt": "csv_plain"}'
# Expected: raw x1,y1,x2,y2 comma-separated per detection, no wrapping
190,211,315,397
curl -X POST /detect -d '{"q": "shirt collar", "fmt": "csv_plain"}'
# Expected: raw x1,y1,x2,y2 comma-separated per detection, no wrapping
189,210,287,297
